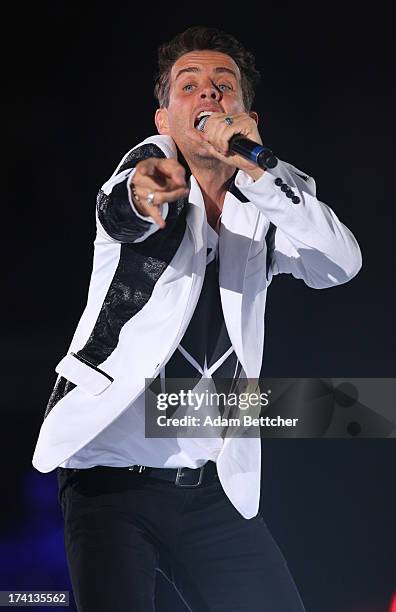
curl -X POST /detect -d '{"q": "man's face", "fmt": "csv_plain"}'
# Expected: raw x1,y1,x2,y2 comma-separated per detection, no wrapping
155,50,248,165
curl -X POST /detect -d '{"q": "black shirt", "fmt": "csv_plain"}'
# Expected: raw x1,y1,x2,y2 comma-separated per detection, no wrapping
163,222,242,393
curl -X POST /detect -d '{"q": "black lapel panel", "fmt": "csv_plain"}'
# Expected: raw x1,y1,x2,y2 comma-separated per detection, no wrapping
265,222,276,281
78,203,186,366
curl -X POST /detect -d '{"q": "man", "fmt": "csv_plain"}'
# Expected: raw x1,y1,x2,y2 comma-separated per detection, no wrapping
33,26,362,611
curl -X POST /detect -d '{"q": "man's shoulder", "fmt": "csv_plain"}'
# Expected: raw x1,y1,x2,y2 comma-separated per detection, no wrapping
112,135,177,176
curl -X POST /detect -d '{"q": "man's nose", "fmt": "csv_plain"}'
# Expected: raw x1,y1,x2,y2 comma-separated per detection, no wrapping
199,83,221,100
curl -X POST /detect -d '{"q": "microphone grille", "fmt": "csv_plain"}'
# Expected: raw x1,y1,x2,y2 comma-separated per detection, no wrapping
196,115,210,132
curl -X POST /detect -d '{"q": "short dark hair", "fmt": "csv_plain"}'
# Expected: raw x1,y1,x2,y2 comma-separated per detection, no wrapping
154,26,261,111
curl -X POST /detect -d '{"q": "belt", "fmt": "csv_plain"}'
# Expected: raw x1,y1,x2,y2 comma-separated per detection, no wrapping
63,460,219,489
127,460,219,488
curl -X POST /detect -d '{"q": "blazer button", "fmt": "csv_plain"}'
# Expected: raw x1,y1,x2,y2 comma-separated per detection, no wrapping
274,178,283,186
286,189,294,198
292,196,301,204
281,184,289,192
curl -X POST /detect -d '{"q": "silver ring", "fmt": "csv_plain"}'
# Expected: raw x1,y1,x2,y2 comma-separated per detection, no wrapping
146,192,155,206
224,116,233,126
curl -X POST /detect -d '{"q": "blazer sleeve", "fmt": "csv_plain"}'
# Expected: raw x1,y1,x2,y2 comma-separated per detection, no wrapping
96,143,169,244
235,162,362,289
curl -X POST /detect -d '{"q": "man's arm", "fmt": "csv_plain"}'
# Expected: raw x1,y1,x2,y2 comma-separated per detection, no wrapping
97,143,188,243
235,162,362,289
186,112,361,288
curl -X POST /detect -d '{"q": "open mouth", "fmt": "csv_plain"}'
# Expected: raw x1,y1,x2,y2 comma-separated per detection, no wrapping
194,110,215,128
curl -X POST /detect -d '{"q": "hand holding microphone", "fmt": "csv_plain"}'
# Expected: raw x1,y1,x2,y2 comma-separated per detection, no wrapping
187,111,277,175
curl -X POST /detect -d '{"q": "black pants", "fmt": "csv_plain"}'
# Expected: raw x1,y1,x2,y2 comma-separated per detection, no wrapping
57,464,306,612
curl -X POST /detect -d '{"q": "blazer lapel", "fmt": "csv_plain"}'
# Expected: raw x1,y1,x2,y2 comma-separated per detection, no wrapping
219,183,261,376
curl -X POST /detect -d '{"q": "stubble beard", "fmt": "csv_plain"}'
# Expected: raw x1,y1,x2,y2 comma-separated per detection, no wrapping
189,148,222,170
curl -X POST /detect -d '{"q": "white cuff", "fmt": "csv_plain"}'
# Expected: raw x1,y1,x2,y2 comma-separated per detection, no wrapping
234,168,273,191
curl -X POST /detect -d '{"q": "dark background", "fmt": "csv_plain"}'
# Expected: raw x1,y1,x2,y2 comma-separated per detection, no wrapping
2,4,395,611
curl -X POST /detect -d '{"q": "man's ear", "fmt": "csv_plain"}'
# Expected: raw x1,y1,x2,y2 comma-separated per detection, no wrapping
249,111,259,126
155,108,170,134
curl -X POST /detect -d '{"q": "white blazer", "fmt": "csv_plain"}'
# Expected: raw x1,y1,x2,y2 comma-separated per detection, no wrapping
32,135,362,518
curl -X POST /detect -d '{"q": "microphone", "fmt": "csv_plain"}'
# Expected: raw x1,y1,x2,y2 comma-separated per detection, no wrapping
197,115,278,169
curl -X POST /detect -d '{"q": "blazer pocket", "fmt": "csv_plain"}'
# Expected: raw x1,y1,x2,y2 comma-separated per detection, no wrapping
55,352,114,396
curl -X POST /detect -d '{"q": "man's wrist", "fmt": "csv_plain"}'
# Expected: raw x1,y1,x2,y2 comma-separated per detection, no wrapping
244,167,266,182
127,172,160,224
129,180,150,217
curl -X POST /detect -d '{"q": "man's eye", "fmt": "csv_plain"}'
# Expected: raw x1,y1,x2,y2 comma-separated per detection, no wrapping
182,84,195,92
218,84,232,91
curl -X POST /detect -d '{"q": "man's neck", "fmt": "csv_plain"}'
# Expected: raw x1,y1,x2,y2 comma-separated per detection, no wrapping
187,160,236,229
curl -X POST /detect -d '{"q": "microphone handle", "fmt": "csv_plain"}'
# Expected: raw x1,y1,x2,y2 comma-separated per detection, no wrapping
229,135,278,169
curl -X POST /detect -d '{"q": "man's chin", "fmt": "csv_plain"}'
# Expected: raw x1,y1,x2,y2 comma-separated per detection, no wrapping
177,140,220,168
